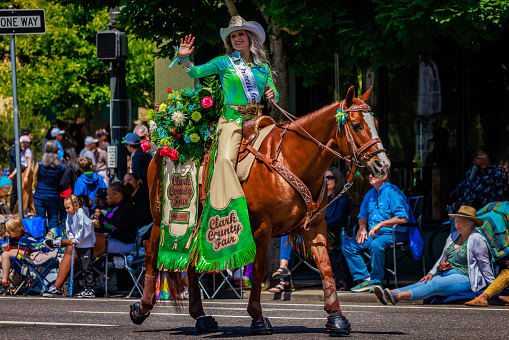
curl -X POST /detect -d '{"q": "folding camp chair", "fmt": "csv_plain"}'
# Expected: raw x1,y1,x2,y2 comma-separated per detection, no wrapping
10,244,59,295
354,196,426,288
102,223,153,297
198,267,244,299
6,216,59,295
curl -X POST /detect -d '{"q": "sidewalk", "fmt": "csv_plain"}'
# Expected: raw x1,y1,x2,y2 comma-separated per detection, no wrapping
224,285,380,303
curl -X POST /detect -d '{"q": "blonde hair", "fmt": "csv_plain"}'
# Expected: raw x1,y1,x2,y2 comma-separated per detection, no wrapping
64,194,82,210
6,217,25,234
224,30,268,65
78,157,93,172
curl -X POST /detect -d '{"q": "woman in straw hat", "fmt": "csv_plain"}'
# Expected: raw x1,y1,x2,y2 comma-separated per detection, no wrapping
373,206,495,305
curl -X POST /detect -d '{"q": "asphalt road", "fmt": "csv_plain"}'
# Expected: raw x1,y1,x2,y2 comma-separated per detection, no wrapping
1,296,508,339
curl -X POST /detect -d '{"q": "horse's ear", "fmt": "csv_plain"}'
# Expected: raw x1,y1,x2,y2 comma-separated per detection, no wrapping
345,86,355,106
360,86,372,103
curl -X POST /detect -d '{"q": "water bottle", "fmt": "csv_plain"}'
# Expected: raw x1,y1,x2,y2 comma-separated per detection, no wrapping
340,227,347,242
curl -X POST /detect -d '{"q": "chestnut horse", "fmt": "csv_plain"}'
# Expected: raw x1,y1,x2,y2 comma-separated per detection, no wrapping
135,86,390,336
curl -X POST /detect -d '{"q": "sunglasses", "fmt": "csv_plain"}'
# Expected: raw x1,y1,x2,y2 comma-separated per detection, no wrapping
325,175,335,180
475,155,487,159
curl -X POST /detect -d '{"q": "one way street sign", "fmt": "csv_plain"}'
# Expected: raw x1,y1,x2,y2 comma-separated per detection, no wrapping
0,9,45,35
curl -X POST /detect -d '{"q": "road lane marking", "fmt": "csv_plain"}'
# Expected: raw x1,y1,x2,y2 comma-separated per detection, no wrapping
155,306,325,312
70,311,367,319
0,321,117,327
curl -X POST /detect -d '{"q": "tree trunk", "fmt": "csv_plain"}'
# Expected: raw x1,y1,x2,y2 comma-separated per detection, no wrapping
260,8,289,121
224,0,239,17
268,27,288,121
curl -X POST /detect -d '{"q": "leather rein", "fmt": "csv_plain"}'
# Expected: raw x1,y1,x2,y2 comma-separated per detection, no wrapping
246,99,386,235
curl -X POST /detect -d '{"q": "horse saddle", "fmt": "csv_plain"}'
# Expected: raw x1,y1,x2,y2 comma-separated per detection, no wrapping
238,114,276,163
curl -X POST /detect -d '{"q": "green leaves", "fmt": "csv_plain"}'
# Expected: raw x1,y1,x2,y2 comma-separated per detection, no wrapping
0,0,154,119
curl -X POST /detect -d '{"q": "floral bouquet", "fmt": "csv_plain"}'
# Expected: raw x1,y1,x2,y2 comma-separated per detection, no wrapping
147,76,224,164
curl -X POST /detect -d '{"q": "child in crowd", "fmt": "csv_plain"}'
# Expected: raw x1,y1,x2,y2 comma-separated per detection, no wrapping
94,188,109,216
78,194,93,217
44,195,96,298
73,157,107,210
1,217,48,295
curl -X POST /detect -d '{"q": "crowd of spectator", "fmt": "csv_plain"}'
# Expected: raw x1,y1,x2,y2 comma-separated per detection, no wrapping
1,122,154,298
3,120,509,304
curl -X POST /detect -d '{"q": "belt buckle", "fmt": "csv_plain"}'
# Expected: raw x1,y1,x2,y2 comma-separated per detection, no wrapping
245,104,258,116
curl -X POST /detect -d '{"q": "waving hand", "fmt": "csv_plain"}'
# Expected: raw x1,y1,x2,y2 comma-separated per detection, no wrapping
179,35,195,58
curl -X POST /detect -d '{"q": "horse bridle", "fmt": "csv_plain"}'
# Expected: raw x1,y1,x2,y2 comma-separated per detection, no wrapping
338,100,387,166
258,99,388,233
270,99,387,169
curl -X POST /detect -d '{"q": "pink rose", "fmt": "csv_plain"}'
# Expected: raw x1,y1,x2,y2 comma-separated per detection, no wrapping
159,146,178,161
159,146,171,157
167,88,172,93
141,141,151,152
168,149,179,161
201,96,213,108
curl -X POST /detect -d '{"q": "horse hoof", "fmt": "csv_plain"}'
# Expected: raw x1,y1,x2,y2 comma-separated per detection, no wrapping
325,311,351,336
129,302,150,325
195,316,218,333
250,316,273,335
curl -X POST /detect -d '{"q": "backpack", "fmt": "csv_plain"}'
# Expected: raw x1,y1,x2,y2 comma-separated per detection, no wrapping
476,201,509,261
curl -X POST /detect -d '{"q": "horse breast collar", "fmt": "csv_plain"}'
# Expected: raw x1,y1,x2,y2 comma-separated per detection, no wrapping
245,126,327,232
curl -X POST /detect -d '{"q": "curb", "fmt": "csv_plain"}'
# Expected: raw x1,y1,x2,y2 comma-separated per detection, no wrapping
220,287,380,303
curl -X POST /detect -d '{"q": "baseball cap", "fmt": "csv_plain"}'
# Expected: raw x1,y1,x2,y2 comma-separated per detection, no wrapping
84,136,99,146
121,133,141,146
20,135,30,143
97,188,108,198
50,127,65,138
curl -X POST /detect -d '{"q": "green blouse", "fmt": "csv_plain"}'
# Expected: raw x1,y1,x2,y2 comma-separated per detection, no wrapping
445,239,469,276
184,50,279,125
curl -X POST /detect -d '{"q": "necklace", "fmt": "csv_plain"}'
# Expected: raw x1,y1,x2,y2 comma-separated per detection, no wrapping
243,58,253,68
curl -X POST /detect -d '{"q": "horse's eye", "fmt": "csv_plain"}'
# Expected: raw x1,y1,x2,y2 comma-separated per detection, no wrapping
352,123,362,132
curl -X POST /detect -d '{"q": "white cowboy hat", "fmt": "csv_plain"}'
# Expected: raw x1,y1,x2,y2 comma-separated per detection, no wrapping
220,16,265,44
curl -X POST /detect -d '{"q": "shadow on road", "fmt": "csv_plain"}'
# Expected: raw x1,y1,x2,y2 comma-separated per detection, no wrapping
135,326,327,337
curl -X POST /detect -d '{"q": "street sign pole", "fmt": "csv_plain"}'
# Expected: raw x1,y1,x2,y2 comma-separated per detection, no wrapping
1,6,46,217
10,32,23,218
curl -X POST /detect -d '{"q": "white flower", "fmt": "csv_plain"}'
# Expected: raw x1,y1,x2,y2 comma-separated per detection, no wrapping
149,120,157,134
171,110,187,127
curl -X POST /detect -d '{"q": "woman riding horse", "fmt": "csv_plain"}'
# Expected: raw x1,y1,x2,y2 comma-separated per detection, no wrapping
130,16,391,337
131,15,278,331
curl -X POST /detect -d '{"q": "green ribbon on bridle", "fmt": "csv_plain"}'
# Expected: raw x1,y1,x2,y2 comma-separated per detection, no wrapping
335,108,348,132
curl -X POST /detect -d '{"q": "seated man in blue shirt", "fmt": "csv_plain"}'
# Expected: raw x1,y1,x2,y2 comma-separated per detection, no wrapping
342,173,410,292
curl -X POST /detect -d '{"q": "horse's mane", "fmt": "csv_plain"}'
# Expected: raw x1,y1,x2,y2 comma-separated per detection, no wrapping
275,99,362,128
274,96,368,127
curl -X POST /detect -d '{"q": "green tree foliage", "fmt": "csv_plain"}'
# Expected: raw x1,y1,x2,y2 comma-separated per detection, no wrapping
258,0,509,84
59,0,509,87
0,0,154,166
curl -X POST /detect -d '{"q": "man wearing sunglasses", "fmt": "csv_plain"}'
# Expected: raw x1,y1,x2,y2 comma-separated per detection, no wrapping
342,173,410,293
133,124,155,154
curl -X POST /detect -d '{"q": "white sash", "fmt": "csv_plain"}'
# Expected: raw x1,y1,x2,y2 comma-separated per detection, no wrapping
228,55,260,104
